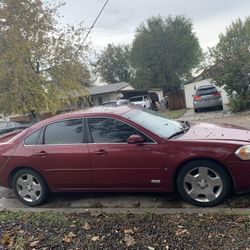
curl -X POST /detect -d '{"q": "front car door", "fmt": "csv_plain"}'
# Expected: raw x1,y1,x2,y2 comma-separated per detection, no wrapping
34,118,92,191
86,116,165,190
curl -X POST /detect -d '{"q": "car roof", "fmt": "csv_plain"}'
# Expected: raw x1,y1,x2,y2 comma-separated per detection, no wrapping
129,95,145,99
102,101,116,104
30,105,134,130
197,85,215,90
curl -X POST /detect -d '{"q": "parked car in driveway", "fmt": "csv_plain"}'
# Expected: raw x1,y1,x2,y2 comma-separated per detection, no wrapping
129,95,152,108
193,85,223,112
0,105,249,207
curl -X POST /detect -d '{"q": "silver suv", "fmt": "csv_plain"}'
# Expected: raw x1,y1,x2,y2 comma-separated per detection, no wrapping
193,85,223,112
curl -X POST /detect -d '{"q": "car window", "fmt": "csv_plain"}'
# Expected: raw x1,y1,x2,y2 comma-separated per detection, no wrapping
87,117,153,143
102,102,117,107
196,86,217,96
44,119,83,145
23,128,42,145
130,96,143,102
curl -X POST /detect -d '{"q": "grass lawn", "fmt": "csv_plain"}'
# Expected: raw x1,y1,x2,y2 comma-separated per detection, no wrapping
0,211,249,249
160,108,188,119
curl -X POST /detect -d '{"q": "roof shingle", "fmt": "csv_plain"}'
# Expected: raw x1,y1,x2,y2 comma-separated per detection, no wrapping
89,82,129,95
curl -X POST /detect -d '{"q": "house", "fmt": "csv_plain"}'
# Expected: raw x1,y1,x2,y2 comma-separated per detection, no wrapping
89,82,134,106
184,78,230,108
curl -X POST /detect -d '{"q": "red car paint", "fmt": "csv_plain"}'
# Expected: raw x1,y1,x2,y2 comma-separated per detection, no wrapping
0,106,249,194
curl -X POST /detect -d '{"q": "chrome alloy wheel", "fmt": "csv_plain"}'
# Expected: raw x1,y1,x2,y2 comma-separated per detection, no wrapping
16,174,42,203
183,167,223,203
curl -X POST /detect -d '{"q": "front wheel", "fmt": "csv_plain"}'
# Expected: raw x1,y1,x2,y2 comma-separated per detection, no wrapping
12,169,48,206
177,160,231,207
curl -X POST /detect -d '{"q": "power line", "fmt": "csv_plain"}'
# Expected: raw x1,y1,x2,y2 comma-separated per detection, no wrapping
81,0,109,47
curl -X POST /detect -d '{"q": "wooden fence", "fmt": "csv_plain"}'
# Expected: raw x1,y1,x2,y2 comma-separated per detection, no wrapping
167,90,186,110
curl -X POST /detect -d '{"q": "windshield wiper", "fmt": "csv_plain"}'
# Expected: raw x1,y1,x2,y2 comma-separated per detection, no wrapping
168,127,189,139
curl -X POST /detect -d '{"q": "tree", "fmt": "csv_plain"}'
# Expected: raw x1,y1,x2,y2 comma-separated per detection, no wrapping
95,44,133,83
210,17,250,111
130,16,202,92
0,0,91,116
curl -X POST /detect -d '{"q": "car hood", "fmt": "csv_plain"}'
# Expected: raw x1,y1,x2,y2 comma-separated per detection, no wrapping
179,122,250,143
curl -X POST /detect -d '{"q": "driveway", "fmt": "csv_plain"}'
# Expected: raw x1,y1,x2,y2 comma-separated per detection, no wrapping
179,107,250,129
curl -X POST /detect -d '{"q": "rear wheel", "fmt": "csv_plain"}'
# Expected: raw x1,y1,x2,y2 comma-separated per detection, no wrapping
12,169,48,206
177,160,230,207
194,108,199,113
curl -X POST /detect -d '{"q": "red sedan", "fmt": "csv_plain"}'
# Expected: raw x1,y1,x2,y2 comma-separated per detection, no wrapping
0,106,249,207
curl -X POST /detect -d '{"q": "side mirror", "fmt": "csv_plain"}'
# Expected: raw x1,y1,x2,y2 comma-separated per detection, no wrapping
127,134,144,144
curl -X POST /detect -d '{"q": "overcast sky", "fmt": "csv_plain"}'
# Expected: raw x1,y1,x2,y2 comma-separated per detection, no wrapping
58,0,250,52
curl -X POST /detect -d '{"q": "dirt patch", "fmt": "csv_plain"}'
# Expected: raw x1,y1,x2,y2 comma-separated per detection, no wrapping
0,211,249,249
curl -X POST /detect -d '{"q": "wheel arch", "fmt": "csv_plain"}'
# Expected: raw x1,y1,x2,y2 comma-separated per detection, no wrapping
8,166,48,189
173,157,235,193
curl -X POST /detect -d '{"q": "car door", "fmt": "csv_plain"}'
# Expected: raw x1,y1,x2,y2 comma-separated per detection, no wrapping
34,118,92,191
86,117,165,190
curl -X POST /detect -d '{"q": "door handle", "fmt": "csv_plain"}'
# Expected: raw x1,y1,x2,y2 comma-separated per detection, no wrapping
36,151,48,157
93,149,108,155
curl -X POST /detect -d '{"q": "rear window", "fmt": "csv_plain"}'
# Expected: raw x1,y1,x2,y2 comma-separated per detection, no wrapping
24,128,42,145
196,86,217,96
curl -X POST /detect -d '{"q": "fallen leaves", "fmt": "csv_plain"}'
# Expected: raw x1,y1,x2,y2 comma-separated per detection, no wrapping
147,246,155,250
124,228,134,234
90,236,100,242
29,239,40,247
1,233,15,248
124,234,136,247
175,228,190,237
83,222,91,230
2,233,11,246
123,228,136,247
63,232,76,243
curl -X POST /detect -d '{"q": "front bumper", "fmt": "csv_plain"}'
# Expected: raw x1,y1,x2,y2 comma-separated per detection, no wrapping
194,99,222,109
227,160,250,193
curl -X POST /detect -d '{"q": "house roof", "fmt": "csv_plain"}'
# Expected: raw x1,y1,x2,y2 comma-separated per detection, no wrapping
89,82,130,95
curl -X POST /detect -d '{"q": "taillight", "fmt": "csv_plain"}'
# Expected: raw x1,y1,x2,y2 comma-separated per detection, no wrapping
213,92,221,97
194,95,201,100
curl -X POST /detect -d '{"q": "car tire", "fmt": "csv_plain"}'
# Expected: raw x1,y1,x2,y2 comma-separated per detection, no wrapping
177,160,231,207
219,105,223,110
194,108,199,113
12,169,48,206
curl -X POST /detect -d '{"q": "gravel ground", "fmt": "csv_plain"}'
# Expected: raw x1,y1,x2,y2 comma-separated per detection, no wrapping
179,107,250,129
0,211,249,249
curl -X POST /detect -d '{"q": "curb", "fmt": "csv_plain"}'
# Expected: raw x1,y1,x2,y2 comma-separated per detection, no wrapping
1,198,250,215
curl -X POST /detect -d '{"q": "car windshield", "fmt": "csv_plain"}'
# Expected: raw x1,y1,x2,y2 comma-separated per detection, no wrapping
122,109,186,138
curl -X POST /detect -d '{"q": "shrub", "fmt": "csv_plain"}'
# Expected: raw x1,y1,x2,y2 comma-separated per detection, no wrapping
229,96,250,113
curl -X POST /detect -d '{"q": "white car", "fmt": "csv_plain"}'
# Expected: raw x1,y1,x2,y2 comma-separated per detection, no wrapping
129,95,151,108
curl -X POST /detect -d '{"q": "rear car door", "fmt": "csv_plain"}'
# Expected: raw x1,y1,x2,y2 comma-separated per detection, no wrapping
86,117,165,190
34,118,92,191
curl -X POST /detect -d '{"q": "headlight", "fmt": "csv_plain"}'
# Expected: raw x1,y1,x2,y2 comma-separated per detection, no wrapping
235,145,250,160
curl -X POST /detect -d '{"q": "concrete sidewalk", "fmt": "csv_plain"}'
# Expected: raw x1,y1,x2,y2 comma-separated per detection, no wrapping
1,192,250,215
1,198,250,215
